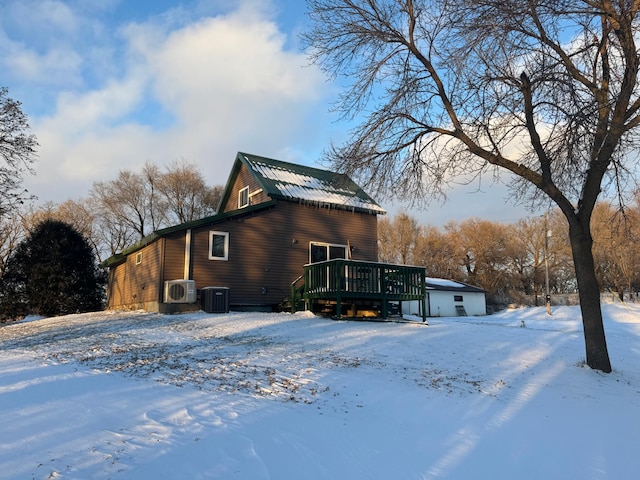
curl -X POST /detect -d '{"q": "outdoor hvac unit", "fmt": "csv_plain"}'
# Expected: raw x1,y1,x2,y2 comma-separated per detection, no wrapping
200,286,230,313
164,280,196,303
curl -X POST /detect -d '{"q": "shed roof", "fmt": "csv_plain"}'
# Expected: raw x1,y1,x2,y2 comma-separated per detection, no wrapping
221,152,386,215
425,277,487,293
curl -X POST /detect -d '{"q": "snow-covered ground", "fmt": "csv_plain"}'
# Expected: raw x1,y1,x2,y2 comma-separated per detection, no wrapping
1,303,639,479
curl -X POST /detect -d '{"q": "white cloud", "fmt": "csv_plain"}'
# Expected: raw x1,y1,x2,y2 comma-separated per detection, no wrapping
12,0,538,226
9,0,79,36
50,76,148,134
25,1,335,202
0,0,112,89
14,0,535,228
125,6,324,118
4,44,83,86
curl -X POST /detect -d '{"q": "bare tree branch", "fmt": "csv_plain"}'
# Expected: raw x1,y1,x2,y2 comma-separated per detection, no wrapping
0,87,37,217
303,0,640,372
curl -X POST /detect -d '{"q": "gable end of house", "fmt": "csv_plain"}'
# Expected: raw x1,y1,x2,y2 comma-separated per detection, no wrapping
217,152,386,216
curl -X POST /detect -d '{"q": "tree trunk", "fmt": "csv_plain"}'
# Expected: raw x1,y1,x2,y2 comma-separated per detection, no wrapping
569,221,612,373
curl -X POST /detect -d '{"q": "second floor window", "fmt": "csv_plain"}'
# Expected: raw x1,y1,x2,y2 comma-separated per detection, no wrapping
238,186,249,208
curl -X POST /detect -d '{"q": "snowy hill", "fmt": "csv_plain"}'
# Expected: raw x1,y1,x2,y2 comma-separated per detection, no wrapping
1,304,639,479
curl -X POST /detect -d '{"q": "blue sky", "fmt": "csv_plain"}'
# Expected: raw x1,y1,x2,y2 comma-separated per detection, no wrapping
1,0,531,226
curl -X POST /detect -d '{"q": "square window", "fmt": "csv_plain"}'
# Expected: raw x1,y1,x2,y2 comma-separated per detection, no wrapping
454,295,463,302
209,231,229,260
238,186,249,208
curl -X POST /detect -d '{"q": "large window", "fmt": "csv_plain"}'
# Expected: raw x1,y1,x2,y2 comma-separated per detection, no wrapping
238,186,249,209
209,231,229,260
310,242,348,263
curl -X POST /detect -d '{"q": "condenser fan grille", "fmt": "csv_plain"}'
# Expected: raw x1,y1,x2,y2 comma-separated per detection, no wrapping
168,283,185,301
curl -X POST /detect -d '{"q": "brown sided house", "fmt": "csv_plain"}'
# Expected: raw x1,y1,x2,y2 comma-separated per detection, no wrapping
103,152,387,313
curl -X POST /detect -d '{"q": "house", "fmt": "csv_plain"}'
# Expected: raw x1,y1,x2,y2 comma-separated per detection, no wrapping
401,278,487,317
103,152,388,313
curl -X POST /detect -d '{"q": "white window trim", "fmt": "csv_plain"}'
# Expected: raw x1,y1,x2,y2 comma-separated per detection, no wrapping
209,231,229,261
238,186,249,209
135,252,142,265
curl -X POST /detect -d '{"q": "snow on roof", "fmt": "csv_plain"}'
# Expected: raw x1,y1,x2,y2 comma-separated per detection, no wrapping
425,277,466,288
246,157,386,214
424,277,485,293
252,163,326,190
274,182,384,212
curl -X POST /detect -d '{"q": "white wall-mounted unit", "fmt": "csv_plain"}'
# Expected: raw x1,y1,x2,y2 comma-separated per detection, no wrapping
164,280,196,303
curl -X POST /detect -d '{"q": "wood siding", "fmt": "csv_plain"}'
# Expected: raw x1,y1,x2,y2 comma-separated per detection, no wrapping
107,200,379,310
107,240,164,309
163,231,188,282
221,164,270,213
189,201,378,307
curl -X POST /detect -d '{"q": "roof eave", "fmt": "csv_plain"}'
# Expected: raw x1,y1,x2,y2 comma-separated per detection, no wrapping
268,193,386,216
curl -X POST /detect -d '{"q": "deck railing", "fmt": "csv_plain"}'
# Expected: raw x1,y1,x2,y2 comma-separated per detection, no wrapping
292,259,427,321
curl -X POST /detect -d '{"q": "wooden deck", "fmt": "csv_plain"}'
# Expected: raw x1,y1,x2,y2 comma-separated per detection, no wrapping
291,259,427,322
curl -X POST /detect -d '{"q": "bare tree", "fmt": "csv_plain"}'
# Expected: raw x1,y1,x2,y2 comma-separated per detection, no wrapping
505,218,544,298
505,214,574,302
205,185,224,214
91,168,165,242
141,162,167,233
89,200,137,260
591,202,640,299
303,0,640,372
157,159,220,224
446,218,511,294
0,87,37,217
377,216,396,263
89,161,224,256
412,225,459,280
0,210,26,278
377,213,420,264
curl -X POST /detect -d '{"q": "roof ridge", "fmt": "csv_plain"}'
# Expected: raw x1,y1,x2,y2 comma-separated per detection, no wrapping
238,151,337,176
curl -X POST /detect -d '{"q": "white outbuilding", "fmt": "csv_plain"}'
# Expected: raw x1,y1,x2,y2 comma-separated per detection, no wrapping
402,277,487,317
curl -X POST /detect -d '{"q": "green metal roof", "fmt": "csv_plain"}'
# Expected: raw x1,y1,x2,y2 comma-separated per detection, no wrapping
224,152,386,215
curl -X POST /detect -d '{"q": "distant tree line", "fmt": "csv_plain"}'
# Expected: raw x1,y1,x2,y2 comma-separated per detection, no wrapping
0,159,224,271
379,197,640,305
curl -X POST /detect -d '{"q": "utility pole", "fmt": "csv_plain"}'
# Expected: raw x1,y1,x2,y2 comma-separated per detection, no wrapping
544,213,551,315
